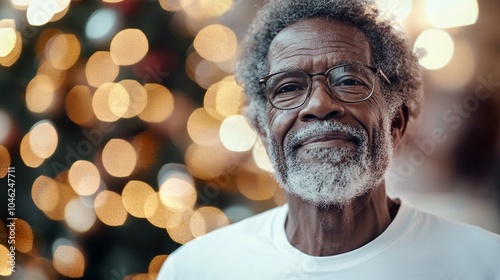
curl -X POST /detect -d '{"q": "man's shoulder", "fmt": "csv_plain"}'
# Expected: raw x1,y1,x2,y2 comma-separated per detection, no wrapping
408,203,500,252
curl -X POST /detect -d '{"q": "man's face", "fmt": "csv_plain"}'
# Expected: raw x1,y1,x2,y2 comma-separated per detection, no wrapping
262,18,395,207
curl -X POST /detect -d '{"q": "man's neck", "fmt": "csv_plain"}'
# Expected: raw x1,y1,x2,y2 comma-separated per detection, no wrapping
284,183,399,256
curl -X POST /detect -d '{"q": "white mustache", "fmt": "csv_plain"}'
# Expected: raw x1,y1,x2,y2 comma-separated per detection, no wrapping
286,121,366,150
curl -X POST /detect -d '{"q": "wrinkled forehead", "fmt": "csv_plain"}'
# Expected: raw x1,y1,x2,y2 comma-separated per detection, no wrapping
267,18,372,67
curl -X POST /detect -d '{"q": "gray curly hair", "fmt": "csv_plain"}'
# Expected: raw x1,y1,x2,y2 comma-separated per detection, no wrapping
234,0,423,131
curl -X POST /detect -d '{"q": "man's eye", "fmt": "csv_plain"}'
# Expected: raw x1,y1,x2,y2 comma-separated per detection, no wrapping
337,78,364,86
275,84,306,94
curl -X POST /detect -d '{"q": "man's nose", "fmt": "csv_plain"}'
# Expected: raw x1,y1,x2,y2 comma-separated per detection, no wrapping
298,79,346,121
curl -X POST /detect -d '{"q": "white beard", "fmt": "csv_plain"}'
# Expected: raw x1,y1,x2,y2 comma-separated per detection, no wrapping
265,120,392,207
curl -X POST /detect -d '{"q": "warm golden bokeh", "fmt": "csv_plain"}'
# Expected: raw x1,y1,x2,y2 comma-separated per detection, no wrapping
187,108,222,146
0,20,16,57
65,197,97,233
138,83,175,123
184,142,229,180
66,85,96,126
46,33,81,70
166,210,195,244
15,219,34,253
44,173,78,221
0,245,12,276
102,138,137,177
20,132,45,168
144,192,185,229
193,24,237,62
32,175,60,212
203,76,243,120
0,145,10,178
149,254,168,275
186,51,227,89
85,51,119,88
183,0,233,19
92,82,127,122
110,28,148,65
122,180,155,218
37,60,66,89
26,75,56,113
29,120,59,159
237,170,277,201
252,138,274,173
189,206,229,237
118,79,148,118
94,190,128,226
219,115,257,152
68,160,101,195
53,245,85,278
0,19,21,67
158,0,184,11
159,177,197,211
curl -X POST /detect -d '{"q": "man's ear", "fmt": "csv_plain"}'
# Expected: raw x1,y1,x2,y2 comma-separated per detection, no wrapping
391,104,409,148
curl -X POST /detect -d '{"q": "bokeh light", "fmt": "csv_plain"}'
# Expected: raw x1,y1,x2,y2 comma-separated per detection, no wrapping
159,177,197,212
204,76,244,120
414,29,455,70
86,51,119,87
376,0,413,22
149,255,168,276
138,83,175,123
166,210,195,244
0,20,16,57
187,108,222,146
53,245,85,278
0,245,12,276
189,206,229,237
185,142,229,180
16,219,34,253
29,120,58,159
92,82,125,122
122,180,155,218
219,115,257,152
183,0,233,19
252,138,274,173
0,145,10,178
45,33,81,70
66,85,96,126
85,9,118,42
430,40,476,91
237,170,277,201
32,175,60,212
20,132,45,168
68,160,101,196
65,198,96,233
118,79,148,118
193,24,237,62
94,190,128,226
26,75,56,113
102,138,137,177
110,28,149,66
425,0,478,28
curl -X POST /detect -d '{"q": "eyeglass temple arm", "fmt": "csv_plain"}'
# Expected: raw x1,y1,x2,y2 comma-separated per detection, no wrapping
378,69,391,85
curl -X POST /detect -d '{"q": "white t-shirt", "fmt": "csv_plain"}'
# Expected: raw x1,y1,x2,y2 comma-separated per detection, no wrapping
158,202,500,280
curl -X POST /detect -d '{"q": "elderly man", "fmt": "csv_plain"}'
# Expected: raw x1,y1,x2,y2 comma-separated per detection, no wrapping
159,0,500,279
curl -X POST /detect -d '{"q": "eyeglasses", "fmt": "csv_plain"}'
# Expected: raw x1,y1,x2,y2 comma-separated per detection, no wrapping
258,63,391,110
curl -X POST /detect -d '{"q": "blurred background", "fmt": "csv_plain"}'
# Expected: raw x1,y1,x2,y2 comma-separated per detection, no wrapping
0,0,498,279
